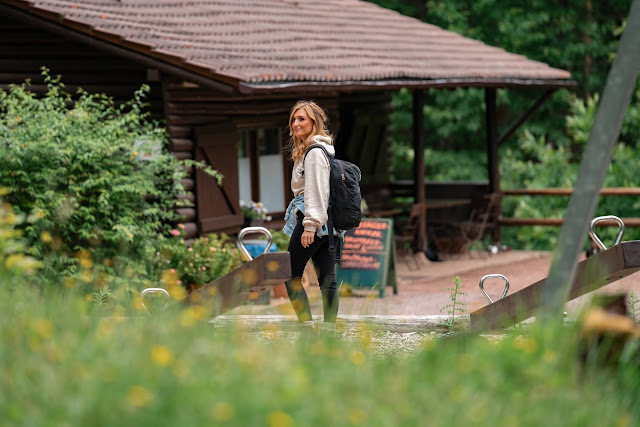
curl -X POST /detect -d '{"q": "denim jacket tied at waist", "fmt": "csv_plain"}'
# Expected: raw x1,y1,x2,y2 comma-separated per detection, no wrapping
283,194,342,238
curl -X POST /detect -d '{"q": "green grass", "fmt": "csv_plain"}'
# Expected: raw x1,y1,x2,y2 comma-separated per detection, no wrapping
2,282,640,426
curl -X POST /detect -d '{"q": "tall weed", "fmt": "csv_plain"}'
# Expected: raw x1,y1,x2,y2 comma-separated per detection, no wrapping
2,283,640,426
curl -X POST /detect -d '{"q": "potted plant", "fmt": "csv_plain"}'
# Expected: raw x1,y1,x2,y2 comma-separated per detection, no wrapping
240,200,271,227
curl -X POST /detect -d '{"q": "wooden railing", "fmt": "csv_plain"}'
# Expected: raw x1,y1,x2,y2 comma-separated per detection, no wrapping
500,188,640,227
373,182,640,228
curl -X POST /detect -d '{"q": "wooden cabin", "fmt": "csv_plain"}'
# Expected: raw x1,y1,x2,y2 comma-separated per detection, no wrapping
0,0,574,247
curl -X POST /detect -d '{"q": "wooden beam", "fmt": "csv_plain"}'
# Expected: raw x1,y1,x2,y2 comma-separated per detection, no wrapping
485,88,501,243
500,217,640,227
497,89,556,147
175,192,195,204
199,214,244,233
238,78,577,96
176,208,196,222
179,178,194,191
388,181,489,200
485,88,499,195
470,241,640,331
169,138,194,152
248,130,260,203
412,89,426,252
503,187,640,196
183,252,291,317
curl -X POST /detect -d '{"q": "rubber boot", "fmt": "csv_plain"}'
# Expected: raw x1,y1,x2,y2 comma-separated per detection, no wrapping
285,277,313,323
320,284,339,324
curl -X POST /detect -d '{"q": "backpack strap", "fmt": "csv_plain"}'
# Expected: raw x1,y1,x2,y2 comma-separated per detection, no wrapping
302,144,331,174
301,144,341,265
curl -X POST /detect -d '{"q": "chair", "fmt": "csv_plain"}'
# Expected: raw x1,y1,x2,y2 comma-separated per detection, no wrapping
394,203,426,263
426,193,500,257
458,193,500,256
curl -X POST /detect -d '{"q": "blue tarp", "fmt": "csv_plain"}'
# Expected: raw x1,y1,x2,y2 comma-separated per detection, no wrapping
242,239,278,259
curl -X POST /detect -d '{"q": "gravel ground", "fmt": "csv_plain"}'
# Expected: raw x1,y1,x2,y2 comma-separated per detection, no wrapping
210,314,521,358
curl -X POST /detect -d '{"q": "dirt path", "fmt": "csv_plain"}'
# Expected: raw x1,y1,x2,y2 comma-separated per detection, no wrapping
338,250,554,315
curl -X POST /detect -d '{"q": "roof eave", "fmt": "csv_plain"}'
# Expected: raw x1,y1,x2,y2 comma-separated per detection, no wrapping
1,1,240,95
239,78,577,95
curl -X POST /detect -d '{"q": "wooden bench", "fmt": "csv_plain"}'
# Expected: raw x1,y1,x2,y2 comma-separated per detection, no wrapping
142,252,291,318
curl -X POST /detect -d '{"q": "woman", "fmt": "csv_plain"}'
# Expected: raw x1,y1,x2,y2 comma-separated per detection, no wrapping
282,100,338,332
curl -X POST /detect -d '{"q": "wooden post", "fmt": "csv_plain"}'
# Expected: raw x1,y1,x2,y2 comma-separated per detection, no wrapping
248,129,260,202
485,88,501,243
539,0,640,322
412,89,426,252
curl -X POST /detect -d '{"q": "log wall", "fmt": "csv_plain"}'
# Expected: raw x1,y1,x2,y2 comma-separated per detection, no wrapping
0,16,164,119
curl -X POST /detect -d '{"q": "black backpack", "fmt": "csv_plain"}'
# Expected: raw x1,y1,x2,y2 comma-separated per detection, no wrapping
304,144,362,263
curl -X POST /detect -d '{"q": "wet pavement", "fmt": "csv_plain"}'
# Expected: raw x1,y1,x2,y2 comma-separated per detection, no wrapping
223,248,640,332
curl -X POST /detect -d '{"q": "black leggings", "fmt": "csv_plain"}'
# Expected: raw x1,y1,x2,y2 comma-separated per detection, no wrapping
285,213,339,323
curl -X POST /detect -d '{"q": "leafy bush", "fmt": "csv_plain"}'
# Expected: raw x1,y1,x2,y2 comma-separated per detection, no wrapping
270,229,291,252
500,94,640,249
0,70,221,289
0,191,40,282
391,142,487,182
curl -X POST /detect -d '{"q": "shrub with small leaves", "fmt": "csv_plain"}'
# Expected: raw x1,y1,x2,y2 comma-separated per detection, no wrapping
0,69,221,287
0,191,40,283
153,231,243,292
270,229,291,252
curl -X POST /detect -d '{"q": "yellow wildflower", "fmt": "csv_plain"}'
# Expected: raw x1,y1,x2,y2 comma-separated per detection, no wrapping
513,336,538,354
348,408,367,425
40,231,52,244
267,411,293,427
151,346,173,367
126,386,153,408
349,350,365,366
34,319,53,339
211,402,235,423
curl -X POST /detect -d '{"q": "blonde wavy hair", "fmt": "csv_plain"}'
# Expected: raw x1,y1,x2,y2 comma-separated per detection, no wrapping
288,100,332,162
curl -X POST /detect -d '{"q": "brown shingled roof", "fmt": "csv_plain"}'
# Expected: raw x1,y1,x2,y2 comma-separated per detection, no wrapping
2,0,573,93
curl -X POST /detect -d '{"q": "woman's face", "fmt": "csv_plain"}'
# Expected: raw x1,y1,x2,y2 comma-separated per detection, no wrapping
291,108,313,141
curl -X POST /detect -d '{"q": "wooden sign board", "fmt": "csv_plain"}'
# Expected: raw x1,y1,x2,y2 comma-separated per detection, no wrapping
336,218,398,297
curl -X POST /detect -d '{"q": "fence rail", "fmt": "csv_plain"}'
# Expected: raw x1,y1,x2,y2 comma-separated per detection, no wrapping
500,187,640,227
502,188,640,196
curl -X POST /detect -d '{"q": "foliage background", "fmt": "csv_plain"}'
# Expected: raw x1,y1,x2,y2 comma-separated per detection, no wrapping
370,0,640,250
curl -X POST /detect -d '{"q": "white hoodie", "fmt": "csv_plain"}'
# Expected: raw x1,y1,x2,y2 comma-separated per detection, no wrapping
290,135,334,233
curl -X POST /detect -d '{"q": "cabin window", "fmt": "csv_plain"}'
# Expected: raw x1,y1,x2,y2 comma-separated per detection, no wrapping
238,128,287,215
